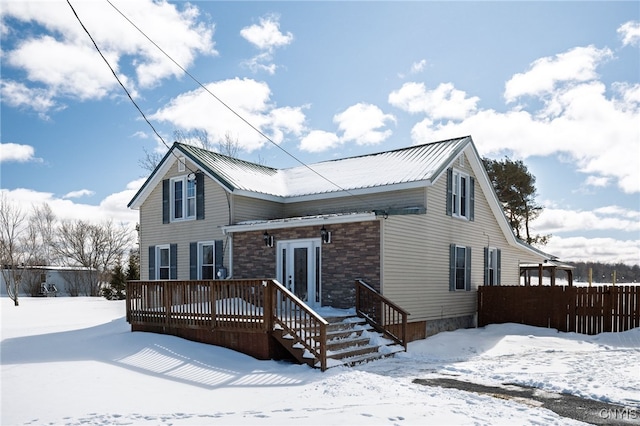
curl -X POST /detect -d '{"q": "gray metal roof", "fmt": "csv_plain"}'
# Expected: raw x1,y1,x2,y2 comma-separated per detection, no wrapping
177,136,471,198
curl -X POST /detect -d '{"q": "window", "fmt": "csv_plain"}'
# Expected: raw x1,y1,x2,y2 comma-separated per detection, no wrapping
148,244,177,280
446,168,475,220
449,244,471,291
178,156,186,172
170,176,196,221
163,174,204,224
158,245,170,279
200,242,215,279
484,247,501,286
189,241,223,279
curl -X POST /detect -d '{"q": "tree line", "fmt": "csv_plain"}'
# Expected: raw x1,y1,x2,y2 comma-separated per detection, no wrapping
567,261,640,284
0,194,137,306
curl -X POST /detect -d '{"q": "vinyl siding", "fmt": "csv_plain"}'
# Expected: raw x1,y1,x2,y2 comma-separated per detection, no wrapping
284,188,426,217
381,155,543,322
139,159,230,280
233,195,285,222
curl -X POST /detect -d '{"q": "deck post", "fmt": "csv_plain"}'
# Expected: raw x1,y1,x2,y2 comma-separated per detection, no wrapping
264,280,274,333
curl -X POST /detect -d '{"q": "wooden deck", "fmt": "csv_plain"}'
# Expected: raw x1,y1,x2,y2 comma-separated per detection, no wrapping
126,279,408,370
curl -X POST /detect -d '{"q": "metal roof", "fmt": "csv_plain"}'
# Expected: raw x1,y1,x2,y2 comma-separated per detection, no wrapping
176,136,471,198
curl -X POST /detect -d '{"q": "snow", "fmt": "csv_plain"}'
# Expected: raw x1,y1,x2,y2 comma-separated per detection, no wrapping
2,297,639,425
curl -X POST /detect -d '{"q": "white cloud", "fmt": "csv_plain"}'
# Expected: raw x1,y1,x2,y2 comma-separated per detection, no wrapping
1,0,216,114
410,59,427,74
533,206,640,235
395,45,640,194
298,103,395,152
240,14,292,74
618,21,640,47
63,189,95,199
544,236,640,266
0,81,58,118
584,175,610,188
149,78,306,152
334,103,396,146
504,45,612,103
299,130,341,153
0,143,40,163
240,14,293,52
0,179,142,227
389,82,479,121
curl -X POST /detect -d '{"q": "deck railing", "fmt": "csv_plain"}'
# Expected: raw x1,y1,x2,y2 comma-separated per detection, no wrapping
355,279,409,350
126,279,329,369
127,279,269,331
270,280,328,371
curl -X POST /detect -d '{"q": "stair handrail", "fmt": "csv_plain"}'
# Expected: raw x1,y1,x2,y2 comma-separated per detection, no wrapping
355,279,409,351
268,279,329,371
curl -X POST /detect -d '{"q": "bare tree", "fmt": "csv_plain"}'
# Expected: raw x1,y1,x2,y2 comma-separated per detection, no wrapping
53,219,133,296
139,129,243,173
0,195,30,306
220,131,240,158
138,147,164,174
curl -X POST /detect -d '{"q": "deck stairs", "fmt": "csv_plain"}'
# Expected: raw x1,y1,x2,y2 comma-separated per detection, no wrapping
271,315,405,370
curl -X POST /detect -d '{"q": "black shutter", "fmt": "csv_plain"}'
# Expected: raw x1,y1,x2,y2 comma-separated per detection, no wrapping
496,249,501,285
169,244,177,279
162,179,170,224
484,246,489,286
446,168,453,216
148,246,156,280
449,244,455,291
215,240,224,278
190,242,197,280
465,246,472,291
196,172,205,220
469,176,475,221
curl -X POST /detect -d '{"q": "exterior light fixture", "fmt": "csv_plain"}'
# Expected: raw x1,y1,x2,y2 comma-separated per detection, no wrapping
263,231,274,247
320,225,331,244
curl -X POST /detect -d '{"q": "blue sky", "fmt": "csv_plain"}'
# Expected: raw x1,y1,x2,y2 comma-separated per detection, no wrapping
1,1,639,266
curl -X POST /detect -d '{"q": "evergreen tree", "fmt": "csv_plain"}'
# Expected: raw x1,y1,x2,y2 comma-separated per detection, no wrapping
103,261,126,300
126,248,140,281
483,156,550,246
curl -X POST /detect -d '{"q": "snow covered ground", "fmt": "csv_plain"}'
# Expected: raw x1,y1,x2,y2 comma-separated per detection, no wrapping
2,296,639,425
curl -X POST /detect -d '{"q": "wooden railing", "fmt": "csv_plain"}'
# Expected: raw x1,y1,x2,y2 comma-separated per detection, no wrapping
127,279,269,331
270,280,328,371
126,279,329,369
355,279,409,350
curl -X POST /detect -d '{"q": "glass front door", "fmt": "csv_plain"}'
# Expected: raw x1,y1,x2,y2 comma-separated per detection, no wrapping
277,239,321,307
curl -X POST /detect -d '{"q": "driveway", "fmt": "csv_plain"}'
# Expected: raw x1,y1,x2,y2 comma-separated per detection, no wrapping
413,377,640,425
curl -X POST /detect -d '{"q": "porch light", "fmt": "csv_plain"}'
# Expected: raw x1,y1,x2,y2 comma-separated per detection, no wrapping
263,231,274,247
320,225,331,244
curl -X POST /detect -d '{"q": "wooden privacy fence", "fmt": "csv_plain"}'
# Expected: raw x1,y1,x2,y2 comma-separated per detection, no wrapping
478,285,640,335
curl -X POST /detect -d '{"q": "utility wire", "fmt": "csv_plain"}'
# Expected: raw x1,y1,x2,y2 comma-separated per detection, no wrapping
103,0,373,204
66,0,201,177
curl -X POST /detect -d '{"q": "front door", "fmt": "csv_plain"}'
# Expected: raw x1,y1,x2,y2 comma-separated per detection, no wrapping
277,239,321,308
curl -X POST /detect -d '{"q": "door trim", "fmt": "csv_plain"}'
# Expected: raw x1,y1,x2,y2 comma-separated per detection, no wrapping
276,238,322,307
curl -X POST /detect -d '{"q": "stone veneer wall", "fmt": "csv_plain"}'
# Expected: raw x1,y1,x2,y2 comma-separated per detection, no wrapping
231,220,380,309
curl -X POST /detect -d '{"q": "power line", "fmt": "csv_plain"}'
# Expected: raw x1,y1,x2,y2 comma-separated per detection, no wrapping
66,0,199,175
69,0,381,213
103,0,371,203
